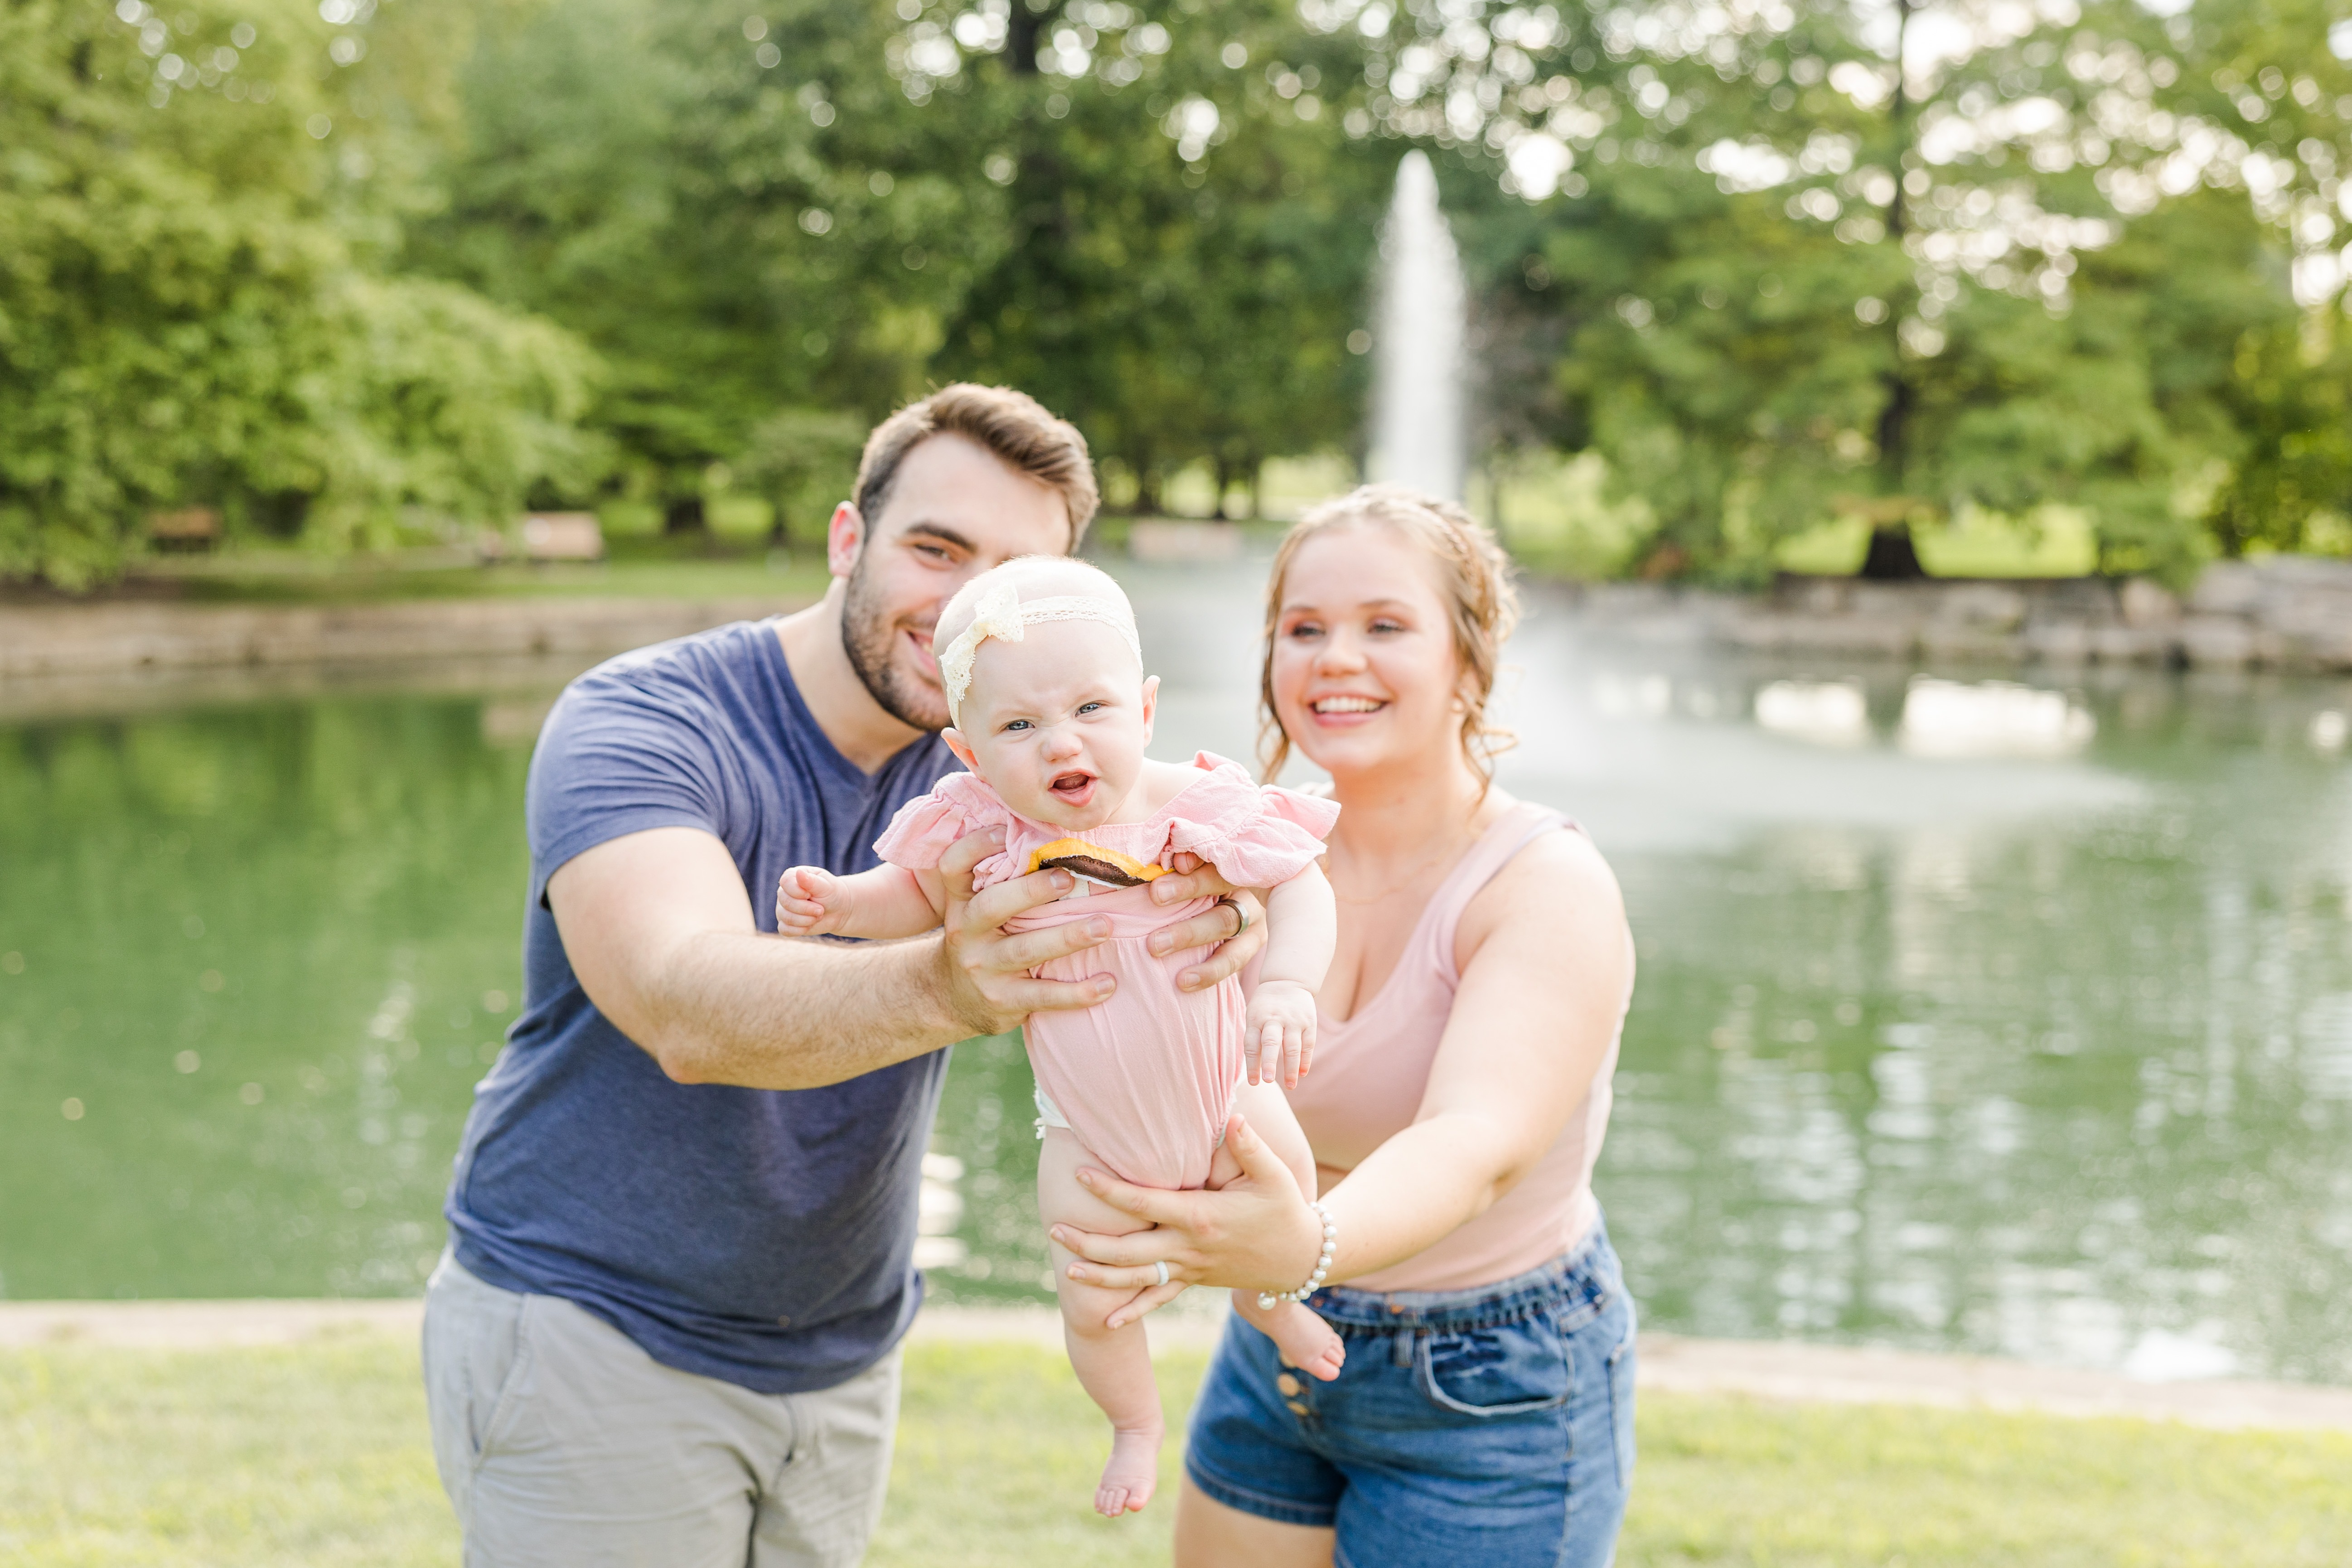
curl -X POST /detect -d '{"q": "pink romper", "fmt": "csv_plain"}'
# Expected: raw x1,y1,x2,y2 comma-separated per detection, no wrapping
876,751,1338,1190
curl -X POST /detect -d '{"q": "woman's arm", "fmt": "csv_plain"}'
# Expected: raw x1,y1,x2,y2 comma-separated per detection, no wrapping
1051,829,1631,1317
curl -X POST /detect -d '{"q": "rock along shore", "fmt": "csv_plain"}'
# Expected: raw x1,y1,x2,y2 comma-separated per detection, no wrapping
0,593,814,681
1580,555,2352,673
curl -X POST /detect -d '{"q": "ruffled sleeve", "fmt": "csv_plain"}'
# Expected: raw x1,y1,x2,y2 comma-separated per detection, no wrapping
872,771,1019,884
1164,752,1340,889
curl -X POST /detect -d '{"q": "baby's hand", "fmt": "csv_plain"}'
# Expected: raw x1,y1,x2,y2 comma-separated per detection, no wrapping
1245,979,1318,1089
775,865,847,936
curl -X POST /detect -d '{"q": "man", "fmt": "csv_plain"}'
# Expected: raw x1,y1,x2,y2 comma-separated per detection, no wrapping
421,385,1263,1566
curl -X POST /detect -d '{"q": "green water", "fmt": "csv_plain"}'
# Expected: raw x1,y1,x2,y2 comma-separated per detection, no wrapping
5,573,2351,1386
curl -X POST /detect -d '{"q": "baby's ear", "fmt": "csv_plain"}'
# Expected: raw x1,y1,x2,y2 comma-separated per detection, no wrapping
942,726,980,771
1138,674,1161,740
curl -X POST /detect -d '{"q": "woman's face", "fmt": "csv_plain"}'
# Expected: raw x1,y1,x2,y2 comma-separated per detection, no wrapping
1269,523,1464,781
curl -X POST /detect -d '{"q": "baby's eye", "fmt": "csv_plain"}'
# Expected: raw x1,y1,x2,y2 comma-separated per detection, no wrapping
1002,719,1031,732
1076,701,1103,716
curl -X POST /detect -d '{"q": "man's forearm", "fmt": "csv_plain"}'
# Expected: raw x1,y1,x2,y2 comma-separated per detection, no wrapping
646,930,978,1090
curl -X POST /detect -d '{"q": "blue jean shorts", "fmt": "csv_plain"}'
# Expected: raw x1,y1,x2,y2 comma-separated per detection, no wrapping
1184,1219,1636,1568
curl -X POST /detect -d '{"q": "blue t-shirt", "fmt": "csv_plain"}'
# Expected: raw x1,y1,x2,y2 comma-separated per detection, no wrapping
444,619,958,1394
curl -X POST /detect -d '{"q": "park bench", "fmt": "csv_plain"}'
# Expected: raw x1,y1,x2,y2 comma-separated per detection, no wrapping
145,508,221,552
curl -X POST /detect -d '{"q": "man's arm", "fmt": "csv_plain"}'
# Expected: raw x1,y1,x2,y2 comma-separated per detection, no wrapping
553,826,1092,1088
548,826,1268,1090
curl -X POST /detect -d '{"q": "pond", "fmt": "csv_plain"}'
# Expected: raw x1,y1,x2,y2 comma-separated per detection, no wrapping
4,561,2350,1386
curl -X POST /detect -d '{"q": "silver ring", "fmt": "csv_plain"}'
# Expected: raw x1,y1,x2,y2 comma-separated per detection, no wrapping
1221,895,1250,935
1153,1260,1171,1287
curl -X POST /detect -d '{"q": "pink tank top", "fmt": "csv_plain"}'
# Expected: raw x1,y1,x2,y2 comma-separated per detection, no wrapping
1283,800,1629,1294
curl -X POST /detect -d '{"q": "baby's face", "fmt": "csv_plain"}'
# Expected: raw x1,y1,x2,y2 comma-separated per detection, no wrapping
944,619,1157,831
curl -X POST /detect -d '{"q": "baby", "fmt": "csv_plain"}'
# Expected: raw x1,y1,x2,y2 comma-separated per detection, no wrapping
774,556,1345,1517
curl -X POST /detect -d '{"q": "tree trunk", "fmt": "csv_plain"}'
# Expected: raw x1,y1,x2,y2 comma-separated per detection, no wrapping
1213,456,1235,520
1859,0,1922,585
1858,525,1927,579
663,495,707,536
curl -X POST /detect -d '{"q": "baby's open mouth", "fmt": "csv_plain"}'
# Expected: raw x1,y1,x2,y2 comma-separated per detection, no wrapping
1049,770,1096,803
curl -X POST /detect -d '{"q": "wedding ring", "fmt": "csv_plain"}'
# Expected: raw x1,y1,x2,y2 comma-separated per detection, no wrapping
1220,895,1250,935
1153,1260,1171,1287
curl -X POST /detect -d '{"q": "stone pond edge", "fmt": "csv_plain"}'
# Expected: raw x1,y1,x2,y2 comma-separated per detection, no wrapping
7,556,2352,681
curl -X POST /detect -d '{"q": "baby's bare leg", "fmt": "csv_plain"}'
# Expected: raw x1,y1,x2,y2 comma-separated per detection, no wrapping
1038,1129,1166,1516
1214,1082,1348,1383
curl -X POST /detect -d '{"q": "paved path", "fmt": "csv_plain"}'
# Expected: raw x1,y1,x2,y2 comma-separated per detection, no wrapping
6,1299,2349,1434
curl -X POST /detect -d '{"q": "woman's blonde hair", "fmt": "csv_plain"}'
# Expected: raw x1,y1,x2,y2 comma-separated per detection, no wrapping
1258,483,1522,787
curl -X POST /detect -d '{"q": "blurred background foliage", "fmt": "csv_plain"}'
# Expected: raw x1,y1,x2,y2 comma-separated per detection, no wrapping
3,0,2348,586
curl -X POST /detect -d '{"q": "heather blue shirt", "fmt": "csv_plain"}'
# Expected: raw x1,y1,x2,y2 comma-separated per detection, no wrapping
444,619,957,1394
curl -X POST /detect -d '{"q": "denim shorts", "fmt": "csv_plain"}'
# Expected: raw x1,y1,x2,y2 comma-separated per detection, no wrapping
1184,1219,1636,1568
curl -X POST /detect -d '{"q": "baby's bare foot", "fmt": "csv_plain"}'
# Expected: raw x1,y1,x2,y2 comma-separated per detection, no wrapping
1265,1303,1347,1383
1095,1418,1164,1516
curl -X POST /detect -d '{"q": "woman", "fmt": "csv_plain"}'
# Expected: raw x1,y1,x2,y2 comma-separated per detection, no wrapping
1051,484,1638,1567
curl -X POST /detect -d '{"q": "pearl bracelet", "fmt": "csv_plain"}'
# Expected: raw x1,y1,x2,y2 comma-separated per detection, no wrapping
1257,1201,1338,1311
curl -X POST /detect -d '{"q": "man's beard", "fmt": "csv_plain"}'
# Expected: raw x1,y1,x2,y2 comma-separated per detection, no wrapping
840,554,948,732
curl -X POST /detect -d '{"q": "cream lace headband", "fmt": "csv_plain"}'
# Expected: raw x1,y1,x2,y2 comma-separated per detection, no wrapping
938,578,1142,725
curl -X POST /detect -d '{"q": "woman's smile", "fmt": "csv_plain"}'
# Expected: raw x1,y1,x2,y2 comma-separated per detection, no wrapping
1309,693,1388,725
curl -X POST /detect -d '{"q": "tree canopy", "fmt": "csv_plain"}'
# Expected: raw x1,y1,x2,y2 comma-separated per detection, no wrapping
0,0,596,586
5,0,2346,585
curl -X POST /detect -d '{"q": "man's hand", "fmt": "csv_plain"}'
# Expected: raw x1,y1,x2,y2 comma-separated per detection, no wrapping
1143,852,1267,992
935,829,1118,1036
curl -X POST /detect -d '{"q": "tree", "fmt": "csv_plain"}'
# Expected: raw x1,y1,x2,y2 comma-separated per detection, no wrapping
413,0,1001,528
1371,0,2349,581
0,0,599,586
903,0,1388,512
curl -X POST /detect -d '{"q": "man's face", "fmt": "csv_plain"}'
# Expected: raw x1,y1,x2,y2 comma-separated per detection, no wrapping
835,432,1075,733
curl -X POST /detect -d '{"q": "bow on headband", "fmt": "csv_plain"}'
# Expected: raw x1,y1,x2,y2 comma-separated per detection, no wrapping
938,578,1143,725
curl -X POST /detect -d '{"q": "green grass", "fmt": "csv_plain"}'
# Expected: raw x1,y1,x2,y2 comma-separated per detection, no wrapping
5,1337,2347,1566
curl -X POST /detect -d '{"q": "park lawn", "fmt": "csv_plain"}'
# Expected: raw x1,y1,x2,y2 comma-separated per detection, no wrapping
2,1336,2347,1567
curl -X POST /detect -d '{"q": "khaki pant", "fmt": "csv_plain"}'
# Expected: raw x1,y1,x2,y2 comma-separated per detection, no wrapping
421,1252,898,1568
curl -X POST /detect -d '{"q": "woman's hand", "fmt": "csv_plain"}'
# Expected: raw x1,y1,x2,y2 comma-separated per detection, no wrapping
1049,1114,1328,1329
935,828,1117,1036
1143,851,1267,992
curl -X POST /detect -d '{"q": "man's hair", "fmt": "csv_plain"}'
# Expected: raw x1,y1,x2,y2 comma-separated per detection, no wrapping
852,384,1099,549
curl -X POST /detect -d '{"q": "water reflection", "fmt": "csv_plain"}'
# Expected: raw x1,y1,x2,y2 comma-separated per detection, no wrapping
4,570,2352,1389
0,689,539,1299
1897,677,2096,758
1755,679,1869,747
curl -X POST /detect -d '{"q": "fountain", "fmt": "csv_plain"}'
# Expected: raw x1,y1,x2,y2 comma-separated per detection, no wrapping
1369,150,1468,502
